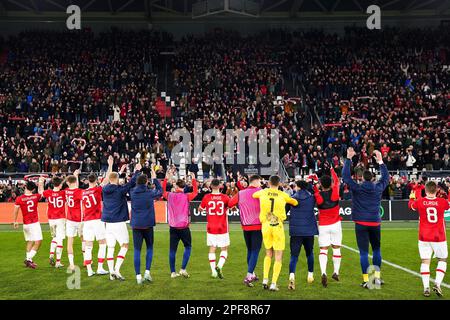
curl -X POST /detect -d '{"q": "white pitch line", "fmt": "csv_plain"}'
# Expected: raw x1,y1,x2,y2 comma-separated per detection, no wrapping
342,244,450,289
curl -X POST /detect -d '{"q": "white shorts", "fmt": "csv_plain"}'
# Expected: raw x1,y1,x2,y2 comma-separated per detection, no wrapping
318,221,342,247
48,219,66,240
23,222,43,242
418,241,448,260
105,222,129,247
83,219,106,242
66,220,82,238
207,233,230,248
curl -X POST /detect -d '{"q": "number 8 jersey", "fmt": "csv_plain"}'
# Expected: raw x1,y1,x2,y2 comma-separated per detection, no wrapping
409,197,449,242
199,193,230,235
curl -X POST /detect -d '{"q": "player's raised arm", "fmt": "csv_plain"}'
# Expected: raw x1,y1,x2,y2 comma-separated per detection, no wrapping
101,155,114,186
313,182,324,205
149,166,163,198
187,172,198,201
408,191,418,211
38,176,45,195
330,168,340,201
121,163,141,194
73,169,80,189
342,147,358,190
374,150,389,191
228,193,238,208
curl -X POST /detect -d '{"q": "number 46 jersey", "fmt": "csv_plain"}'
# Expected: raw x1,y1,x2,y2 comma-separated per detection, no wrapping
409,197,450,242
82,186,103,221
200,193,230,235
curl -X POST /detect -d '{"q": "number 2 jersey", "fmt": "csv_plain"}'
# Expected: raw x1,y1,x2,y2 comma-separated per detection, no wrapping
15,193,42,225
42,189,66,220
82,186,103,221
409,197,449,242
199,193,230,235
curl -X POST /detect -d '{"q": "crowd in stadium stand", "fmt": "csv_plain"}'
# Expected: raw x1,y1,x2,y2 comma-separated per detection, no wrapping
0,27,449,201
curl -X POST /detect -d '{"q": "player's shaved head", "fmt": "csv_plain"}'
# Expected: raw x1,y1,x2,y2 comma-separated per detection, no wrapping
210,179,221,189
88,174,97,184
137,174,148,185
320,175,332,189
363,170,373,182
109,172,119,183
52,176,63,187
176,179,186,189
26,181,36,192
249,175,261,183
269,175,280,187
425,181,437,195
295,180,308,190
67,175,77,184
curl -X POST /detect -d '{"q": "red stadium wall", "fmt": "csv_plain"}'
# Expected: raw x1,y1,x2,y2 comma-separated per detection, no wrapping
0,201,168,224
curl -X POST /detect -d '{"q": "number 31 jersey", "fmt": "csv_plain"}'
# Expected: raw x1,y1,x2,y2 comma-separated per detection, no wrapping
200,193,230,235
409,197,449,242
82,186,103,221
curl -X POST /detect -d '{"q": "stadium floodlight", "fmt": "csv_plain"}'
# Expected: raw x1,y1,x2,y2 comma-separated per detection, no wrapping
192,0,260,19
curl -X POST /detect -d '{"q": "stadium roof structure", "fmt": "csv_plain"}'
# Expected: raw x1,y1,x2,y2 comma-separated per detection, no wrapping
0,0,449,20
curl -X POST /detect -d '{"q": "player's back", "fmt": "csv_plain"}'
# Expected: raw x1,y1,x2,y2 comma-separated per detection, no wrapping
82,186,102,221
43,189,66,220
65,188,83,222
416,197,449,242
15,193,41,224
201,193,229,234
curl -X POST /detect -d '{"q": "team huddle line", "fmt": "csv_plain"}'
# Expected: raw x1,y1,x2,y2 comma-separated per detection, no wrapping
13,149,449,296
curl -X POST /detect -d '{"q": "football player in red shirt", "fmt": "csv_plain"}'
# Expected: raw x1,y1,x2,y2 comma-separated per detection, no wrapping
38,176,66,268
313,167,343,286
81,172,111,277
409,181,450,297
13,181,42,269
199,179,230,279
64,170,83,271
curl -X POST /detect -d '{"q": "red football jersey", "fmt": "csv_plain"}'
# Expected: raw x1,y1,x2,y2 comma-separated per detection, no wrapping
42,189,66,220
200,193,230,234
15,194,41,225
410,197,449,242
65,188,83,222
82,186,102,221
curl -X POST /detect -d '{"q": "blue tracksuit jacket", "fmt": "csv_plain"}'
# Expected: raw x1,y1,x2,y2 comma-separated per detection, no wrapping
288,189,319,237
342,159,389,223
130,179,163,229
101,171,139,223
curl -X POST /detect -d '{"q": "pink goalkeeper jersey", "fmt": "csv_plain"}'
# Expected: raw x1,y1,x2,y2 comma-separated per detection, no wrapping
238,187,262,230
167,192,190,228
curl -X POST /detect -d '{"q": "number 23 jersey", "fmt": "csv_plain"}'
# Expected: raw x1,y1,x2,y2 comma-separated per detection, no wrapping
200,193,230,235
410,197,449,242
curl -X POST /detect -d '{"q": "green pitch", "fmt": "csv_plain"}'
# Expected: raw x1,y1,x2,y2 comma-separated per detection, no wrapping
0,222,448,300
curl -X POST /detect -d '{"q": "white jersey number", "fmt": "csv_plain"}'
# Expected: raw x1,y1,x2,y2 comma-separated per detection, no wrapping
426,207,438,223
49,197,64,208
83,194,97,208
66,195,74,208
26,200,35,213
208,201,225,216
